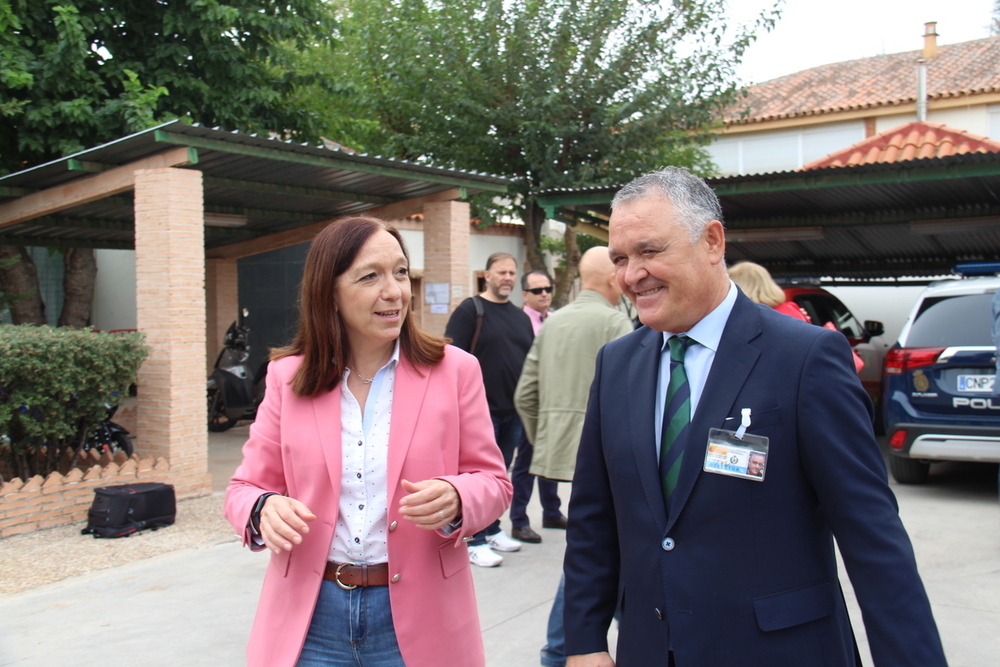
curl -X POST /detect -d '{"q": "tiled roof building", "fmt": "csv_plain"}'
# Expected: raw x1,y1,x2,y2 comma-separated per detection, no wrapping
801,121,1000,169
728,35,1000,125
709,24,1000,177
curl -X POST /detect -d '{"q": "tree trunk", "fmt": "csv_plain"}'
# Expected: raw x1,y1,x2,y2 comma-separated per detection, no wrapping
552,226,581,309
0,245,47,325
59,248,97,328
520,200,548,270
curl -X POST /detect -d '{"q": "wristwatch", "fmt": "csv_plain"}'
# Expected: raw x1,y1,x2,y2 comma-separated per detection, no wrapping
251,492,278,532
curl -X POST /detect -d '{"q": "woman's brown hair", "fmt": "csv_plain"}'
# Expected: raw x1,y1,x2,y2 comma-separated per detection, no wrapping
271,216,447,398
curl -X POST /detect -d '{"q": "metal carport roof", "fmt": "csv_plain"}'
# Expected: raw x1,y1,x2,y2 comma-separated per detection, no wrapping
537,153,1000,281
0,119,510,255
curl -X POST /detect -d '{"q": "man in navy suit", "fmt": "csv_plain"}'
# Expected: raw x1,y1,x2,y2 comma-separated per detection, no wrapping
563,167,947,667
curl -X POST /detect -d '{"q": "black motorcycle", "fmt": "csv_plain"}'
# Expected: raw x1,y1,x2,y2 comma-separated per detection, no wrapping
207,309,266,432
84,404,134,457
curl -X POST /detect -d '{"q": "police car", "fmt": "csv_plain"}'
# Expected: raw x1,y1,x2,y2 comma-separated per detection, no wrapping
881,264,1000,484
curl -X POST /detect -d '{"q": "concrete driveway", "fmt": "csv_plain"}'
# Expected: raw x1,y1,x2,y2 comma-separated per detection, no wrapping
0,429,996,666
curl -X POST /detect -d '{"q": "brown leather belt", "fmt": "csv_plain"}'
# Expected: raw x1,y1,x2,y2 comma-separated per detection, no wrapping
324,561,389,589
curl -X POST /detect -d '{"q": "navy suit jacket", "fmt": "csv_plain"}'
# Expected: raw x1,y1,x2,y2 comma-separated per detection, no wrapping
564,291,946,666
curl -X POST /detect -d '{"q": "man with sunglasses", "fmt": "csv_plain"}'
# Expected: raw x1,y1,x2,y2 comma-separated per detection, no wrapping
507,270,566,545
522,270,555,333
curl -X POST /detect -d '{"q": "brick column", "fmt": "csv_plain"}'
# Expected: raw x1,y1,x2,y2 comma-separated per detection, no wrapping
133,168,211,499
205,257,238,375
421,201,470,337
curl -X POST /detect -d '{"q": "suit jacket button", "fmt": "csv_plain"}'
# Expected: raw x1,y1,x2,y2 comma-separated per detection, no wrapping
391,573,402,583
389,521,398,531
661,537,675,551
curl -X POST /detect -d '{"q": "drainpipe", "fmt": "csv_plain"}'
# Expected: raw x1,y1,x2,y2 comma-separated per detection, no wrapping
916,58,928,122
917,22,937,122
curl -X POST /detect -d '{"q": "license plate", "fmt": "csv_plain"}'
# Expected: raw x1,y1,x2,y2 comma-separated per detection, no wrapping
957,374,996,392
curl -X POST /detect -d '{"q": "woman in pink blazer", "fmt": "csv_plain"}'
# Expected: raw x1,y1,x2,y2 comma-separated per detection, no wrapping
225,216,512,667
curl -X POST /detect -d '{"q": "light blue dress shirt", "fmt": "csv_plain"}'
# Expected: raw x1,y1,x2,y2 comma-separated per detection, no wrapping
654,281,738,456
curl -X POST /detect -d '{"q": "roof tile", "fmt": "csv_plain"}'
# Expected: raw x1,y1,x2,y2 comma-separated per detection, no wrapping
729,36,1000,124
801,121,1000,170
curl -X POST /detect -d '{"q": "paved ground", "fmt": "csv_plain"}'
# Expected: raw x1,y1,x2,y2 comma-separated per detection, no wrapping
0,426,997,666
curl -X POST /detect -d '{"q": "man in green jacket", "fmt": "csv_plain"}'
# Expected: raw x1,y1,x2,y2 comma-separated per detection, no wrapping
514,245,633,667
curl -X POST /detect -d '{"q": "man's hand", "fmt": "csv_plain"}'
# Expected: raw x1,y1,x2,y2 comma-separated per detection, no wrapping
258,495,316,554
398,478,462,530
567,653,615,667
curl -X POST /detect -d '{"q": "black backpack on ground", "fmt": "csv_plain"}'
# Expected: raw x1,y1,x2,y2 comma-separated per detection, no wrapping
82,482,176,538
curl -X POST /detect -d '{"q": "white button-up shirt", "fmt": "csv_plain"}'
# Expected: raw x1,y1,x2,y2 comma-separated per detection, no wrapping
654,281,737,453
329,342,400,564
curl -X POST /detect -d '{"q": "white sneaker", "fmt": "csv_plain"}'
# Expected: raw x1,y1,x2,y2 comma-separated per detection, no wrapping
486,529,522,552
468,543,503,567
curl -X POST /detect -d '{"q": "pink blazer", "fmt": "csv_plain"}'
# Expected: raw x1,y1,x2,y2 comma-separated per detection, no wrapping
224,345,512,667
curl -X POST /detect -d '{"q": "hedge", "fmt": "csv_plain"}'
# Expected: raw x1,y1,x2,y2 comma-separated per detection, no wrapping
0,326,149,482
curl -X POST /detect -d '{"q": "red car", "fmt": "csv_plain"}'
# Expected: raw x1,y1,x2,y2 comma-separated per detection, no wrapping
782,286,889,408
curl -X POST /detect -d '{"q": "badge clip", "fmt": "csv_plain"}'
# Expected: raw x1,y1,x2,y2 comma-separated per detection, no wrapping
734,408,751,440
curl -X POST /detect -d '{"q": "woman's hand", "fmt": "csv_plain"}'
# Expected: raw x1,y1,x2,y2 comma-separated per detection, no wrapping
259,495,317,554
398,479,462,530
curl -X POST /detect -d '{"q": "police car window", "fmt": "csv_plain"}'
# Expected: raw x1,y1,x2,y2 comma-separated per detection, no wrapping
906,294,994,347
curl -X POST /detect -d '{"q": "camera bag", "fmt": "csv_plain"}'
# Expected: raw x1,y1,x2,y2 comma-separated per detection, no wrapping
81,482,176,538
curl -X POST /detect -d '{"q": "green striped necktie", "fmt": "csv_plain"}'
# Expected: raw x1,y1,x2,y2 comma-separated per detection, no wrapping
660,335,693,503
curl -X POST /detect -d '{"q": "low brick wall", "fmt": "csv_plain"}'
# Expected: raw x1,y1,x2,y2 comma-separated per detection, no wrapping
0,454,170,537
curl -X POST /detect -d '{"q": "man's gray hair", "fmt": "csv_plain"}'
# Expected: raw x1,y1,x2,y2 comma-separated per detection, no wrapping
611,166,724,243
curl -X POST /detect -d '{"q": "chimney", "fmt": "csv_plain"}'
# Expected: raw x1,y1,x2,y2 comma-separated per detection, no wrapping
923,21,938,60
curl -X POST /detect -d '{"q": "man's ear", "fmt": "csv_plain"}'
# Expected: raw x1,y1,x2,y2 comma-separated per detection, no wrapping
702,220,726,264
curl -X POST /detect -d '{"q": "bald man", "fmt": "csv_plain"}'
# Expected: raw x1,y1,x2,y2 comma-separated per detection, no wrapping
515,246,635,667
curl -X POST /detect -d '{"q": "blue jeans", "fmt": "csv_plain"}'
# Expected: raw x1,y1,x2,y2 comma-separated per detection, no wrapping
297,581,405,667
540,574,566,667
510,432,562,528
469,412,522,546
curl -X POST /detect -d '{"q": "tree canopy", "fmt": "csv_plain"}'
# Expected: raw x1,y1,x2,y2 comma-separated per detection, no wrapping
0,0,337,325
0,0,337,175
327,0,775,295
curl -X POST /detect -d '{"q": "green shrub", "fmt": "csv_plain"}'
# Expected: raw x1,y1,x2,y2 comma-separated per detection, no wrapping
0,326,150,482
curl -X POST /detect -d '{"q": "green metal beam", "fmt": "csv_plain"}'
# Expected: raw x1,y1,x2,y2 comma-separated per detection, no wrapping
551,212,579,226
0,186,31,197
154,130,509,193
203,176,394,205
725,204,1000,229
536,191,615,208
713,162,1000,196
67,159,110,173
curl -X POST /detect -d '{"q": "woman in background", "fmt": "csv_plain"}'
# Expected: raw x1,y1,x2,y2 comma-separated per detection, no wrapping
729,261,810,322
225,216,512,667
730,261,863,373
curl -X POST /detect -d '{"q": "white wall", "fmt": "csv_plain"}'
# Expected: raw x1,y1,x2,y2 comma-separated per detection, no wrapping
91,249,137,331
825,285,926,344
399,228,423,271
707,121,865,175
875,107,988,136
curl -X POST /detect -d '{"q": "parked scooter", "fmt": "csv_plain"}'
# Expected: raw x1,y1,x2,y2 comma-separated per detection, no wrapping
207,309,265,432
84,404,134,457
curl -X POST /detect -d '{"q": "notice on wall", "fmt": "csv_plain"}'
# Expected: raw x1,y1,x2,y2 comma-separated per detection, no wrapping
425,283,450,304
430,304,449,314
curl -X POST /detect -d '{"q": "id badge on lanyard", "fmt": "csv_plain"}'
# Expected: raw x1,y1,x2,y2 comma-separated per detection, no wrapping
703,408,769,481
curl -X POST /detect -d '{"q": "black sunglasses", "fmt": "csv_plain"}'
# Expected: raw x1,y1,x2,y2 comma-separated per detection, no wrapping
525,286,553,295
